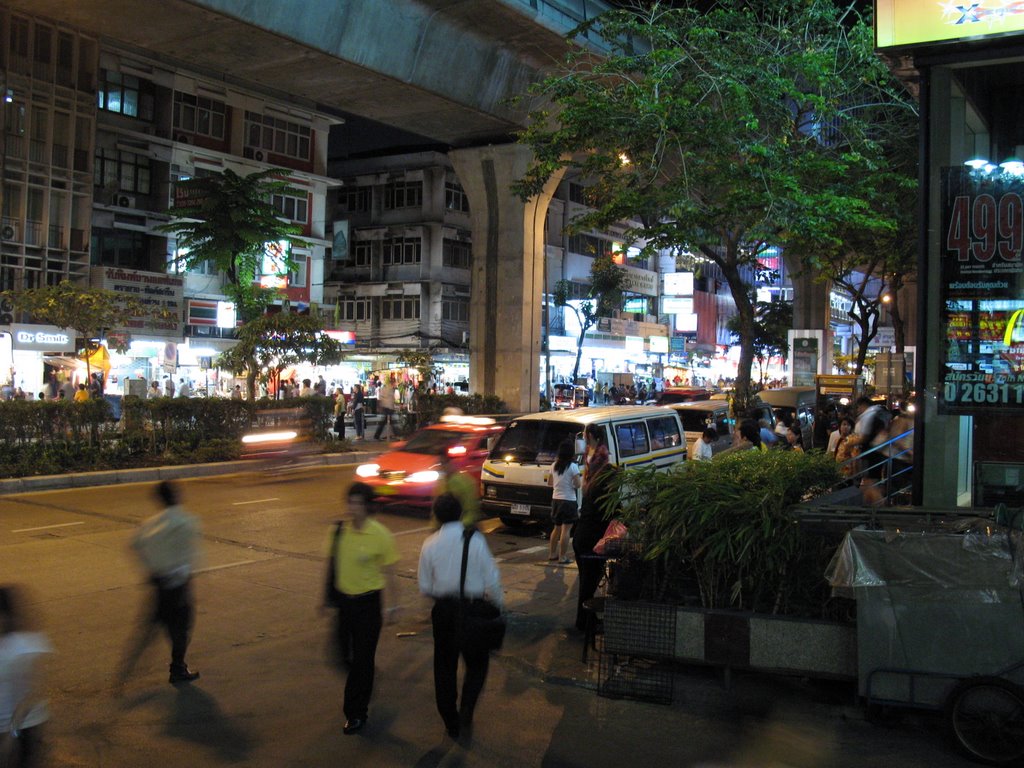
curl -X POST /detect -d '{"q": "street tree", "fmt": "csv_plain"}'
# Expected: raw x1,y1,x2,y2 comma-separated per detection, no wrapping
515,0,916,411
790,99,919,375
217,310,345,402
160,168,306,321
728,298,793,388
2,280,173,385
553,253,625,384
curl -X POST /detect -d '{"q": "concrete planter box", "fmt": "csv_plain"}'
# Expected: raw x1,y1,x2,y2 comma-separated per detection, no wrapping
674,606,857,679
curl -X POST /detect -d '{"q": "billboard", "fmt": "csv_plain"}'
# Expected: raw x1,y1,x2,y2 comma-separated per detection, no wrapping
938,167,1024,413
876,0,1024,49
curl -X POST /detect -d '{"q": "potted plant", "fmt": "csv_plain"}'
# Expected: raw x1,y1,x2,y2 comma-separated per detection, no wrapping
604,450,856,678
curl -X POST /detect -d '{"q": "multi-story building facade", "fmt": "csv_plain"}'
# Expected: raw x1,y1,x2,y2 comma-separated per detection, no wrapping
1,7,339,395
326,151,473,384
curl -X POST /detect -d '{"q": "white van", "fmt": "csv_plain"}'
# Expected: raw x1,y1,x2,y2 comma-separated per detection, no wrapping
480,406,685,526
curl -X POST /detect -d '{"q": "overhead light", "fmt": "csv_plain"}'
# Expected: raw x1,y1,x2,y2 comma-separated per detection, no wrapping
1000,157,1024,175
965,157,989,169
3,89,13,103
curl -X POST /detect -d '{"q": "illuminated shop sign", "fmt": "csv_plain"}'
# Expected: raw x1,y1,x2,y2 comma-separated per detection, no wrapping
11,324,75,352
939,167,1024,412
663,272,694,297
876,0,1024,50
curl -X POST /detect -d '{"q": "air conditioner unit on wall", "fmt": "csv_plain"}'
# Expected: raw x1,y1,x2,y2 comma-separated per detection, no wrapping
116,194,136,208
174,133,191,144
0,223,17,241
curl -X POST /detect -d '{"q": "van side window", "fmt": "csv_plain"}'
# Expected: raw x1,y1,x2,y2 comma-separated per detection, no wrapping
646,416,681,450
615,421,650,458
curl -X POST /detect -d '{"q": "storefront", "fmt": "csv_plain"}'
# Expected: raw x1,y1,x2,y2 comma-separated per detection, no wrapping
2,324,78,397
878,1,1024,506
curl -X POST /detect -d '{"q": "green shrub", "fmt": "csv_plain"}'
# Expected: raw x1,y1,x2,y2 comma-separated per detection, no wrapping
608,450,844,620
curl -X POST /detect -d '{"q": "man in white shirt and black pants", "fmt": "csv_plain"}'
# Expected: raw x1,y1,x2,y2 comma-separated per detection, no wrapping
418,494,503,740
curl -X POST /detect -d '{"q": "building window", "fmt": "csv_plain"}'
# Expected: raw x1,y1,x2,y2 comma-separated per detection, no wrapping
97,70,153,120
91,229,146,268
289,255,307,288
173,92,226,140
568,182,588,205
382,296,420,320
244,111,311,161
94,147,151,195
567,233,612,258
352,240,372,267
442,238,471,269
442,298,469,322
342,186,370,212
382,236,421,265
271,193,308,223
445,181,469,212
338,295,371,321
383,181,422,210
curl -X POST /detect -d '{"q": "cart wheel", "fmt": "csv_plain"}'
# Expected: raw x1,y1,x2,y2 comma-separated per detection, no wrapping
947,676,1024,765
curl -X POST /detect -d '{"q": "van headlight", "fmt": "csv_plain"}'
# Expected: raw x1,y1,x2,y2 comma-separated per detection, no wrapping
484,484,497,499
406,470,440,484
356,463,380,478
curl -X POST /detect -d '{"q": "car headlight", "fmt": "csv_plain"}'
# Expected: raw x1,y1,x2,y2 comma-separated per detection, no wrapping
355,463,380,478
406,470,440,484
484,485,497,499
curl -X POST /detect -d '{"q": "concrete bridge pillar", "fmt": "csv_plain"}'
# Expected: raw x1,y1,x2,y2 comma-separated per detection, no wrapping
449,144,564,413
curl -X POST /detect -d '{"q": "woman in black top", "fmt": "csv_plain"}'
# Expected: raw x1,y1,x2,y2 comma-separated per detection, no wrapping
572,424,616,631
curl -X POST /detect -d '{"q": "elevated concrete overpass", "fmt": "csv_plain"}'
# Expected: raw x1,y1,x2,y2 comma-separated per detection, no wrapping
16,0,609,146
13,0,613,411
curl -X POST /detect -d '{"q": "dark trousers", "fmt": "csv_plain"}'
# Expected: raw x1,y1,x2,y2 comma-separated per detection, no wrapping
431,599,490,730
573,525,605,631
336,590,382,721
373,407,394,439
154,577,193,668
354,408,365,438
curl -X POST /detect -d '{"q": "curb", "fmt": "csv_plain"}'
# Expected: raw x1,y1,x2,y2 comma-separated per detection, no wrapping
0,451,384,495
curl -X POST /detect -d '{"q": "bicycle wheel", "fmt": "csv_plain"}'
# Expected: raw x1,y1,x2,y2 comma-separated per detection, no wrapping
947,676,1024,765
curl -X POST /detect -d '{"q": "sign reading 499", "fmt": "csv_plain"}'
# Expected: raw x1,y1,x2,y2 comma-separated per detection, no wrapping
939,167,1024,414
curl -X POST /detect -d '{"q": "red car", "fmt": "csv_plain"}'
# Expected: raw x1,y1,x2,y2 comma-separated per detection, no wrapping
354,416,504,509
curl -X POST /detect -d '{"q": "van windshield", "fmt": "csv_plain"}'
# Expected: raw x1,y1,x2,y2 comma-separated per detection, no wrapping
489,420,580,464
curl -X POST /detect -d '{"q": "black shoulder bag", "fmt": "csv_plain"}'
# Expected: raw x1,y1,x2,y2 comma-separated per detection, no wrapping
459,528,506,652
323,520,344,608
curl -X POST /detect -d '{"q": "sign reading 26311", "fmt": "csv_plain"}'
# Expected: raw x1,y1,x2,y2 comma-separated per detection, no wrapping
939,168,1024,414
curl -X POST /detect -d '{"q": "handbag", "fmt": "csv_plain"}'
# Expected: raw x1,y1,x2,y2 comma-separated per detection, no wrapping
458,528,506,652
323,521,344,608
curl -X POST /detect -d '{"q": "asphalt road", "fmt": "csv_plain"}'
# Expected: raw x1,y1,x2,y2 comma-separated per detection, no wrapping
2,466,979,767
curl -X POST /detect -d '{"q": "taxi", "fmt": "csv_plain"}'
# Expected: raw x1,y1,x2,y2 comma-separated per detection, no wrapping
354,414,504,509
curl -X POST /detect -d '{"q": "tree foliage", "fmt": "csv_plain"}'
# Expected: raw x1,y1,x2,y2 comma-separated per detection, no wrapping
217,311,345,402
2,281,174,381
159,168,307,320
553,253,626,383
515,0,917,411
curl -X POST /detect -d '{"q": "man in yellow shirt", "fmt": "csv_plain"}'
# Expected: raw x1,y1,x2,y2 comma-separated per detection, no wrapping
328,482,399,735
73,383,89,402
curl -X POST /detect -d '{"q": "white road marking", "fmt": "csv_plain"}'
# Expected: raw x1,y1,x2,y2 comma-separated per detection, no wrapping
517,545,549,555
194,559,261,574
12,521,85,533
231,498,280,506
394,525,433,537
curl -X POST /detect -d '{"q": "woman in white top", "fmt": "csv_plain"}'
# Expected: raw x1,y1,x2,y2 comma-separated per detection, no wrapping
547,439,582,564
